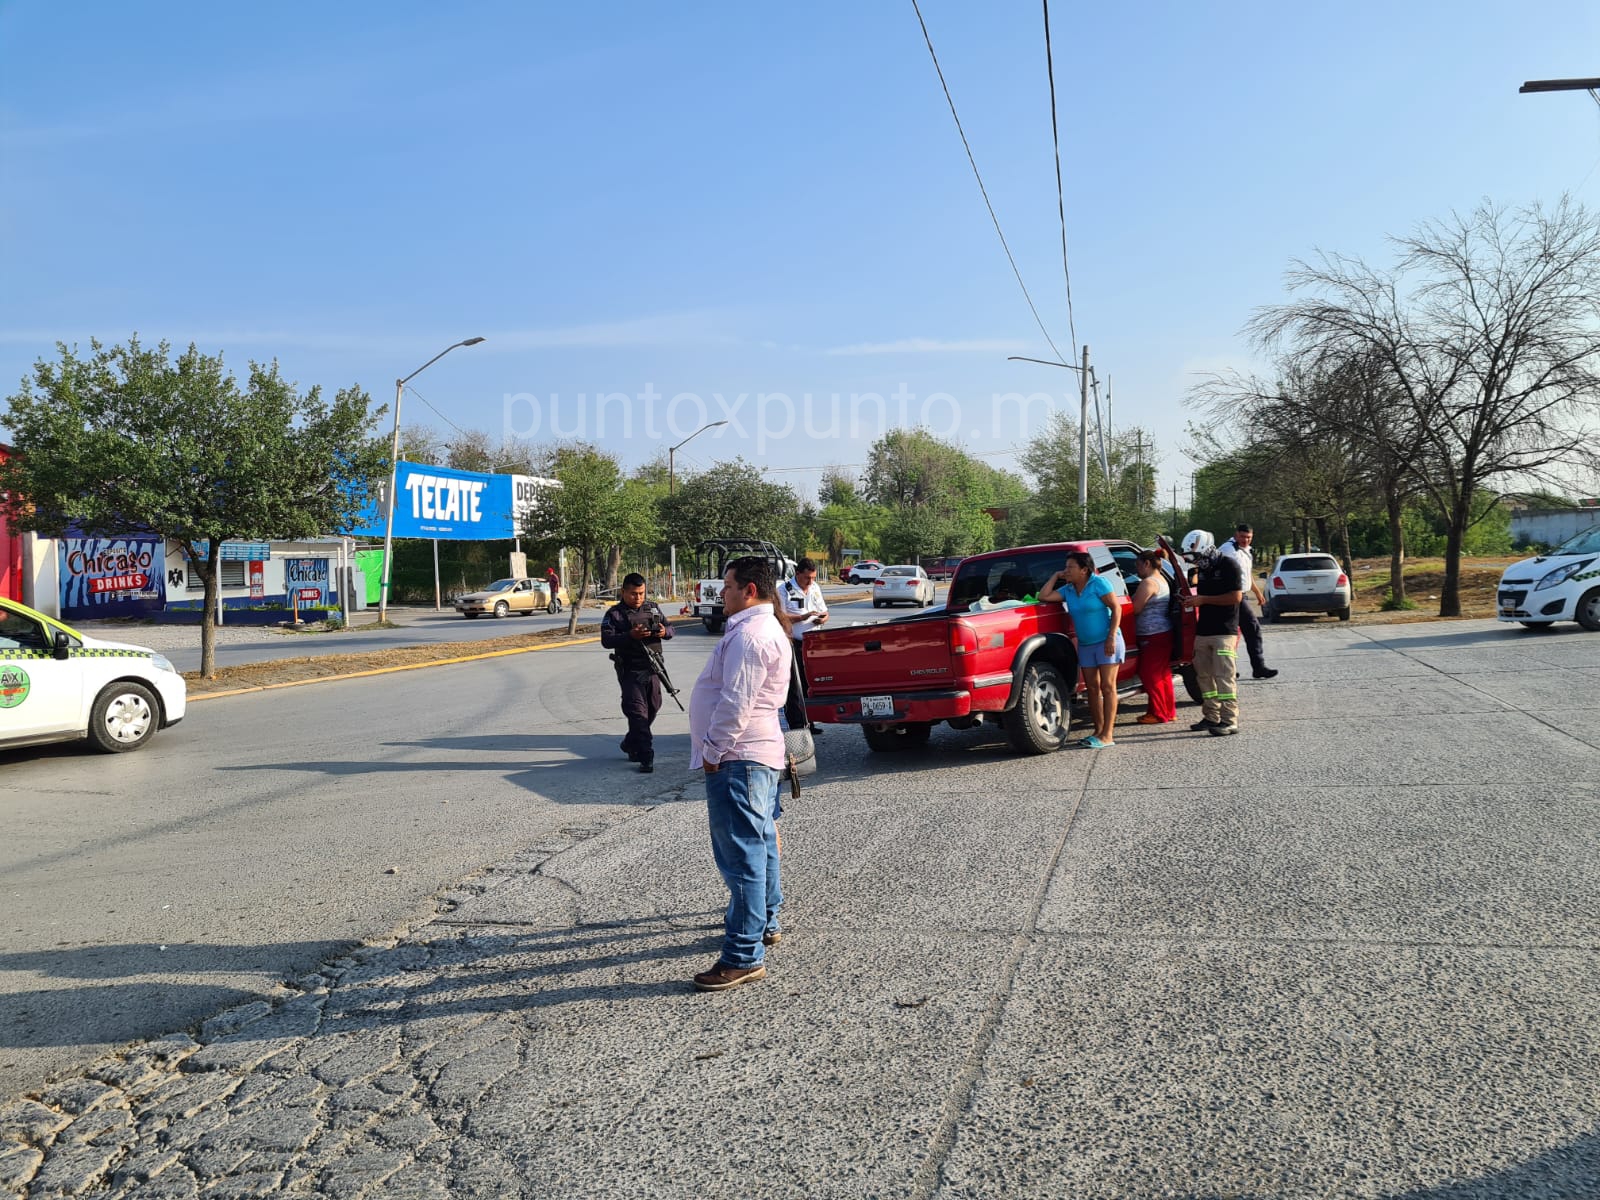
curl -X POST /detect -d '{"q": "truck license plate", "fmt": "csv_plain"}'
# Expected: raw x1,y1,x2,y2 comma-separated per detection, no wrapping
861,695,893,718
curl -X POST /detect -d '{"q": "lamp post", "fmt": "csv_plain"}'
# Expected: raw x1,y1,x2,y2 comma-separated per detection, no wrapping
1008,346,1091,533
377,337,485,624
667,419,728,598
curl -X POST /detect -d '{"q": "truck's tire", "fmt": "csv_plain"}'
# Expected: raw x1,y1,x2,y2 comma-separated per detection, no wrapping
1577,587,1600,632
862,722,932,753
1179,664,1203,705
1003,662,1069,754
703,617,726,635
88,681,160,753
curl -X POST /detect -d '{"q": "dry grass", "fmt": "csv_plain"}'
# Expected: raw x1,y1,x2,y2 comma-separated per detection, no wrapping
1341,556,1520,623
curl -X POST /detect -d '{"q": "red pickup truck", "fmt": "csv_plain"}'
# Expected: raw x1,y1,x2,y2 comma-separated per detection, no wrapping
803,538,1198,754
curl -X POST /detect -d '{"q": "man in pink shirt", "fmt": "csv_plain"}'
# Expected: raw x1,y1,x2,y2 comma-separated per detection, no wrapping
688,556,791,992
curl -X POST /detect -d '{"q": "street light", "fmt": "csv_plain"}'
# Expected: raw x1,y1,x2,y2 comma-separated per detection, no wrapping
377,336,486,624
667,419,728,598
1008,346,1092,533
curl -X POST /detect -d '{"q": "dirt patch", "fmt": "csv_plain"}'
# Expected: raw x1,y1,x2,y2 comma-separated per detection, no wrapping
184,623,605,696
1327,557,1519,625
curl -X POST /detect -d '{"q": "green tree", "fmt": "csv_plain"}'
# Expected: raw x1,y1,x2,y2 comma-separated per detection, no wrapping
522,443,657,634
658,458,797,551
1019,414,1163,545
0,337,386,677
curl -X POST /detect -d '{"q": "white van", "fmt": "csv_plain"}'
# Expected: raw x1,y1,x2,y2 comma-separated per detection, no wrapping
1496,523,1600,631
0,597,188,753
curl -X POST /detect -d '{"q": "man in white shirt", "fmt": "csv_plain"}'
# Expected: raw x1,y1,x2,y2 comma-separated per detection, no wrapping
1218,523,1278,680
780,557,829,733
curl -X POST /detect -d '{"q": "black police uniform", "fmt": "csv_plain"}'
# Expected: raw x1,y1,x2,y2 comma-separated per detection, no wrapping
600,599,674,768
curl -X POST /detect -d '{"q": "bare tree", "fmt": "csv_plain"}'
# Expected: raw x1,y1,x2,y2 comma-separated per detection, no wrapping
1251,198,1600,615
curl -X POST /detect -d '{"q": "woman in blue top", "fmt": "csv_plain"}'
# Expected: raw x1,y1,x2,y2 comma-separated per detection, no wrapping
1039,550,1125,748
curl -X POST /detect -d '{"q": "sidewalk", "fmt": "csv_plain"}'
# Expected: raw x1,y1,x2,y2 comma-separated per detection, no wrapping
4,623,1598,1198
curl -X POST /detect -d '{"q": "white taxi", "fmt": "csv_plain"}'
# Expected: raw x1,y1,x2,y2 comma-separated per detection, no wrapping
1496,523,1600,631
0,597,187,753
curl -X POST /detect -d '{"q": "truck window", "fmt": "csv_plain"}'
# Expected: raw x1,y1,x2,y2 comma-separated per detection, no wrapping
947,550,1063,612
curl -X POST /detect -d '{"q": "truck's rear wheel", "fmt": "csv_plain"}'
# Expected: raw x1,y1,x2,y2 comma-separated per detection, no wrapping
703,617,725,634
1003,662,1068,754
1179,664,1203,705
862,722,932,752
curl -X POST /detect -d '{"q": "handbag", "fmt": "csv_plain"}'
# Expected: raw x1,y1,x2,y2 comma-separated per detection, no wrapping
783,646,817,781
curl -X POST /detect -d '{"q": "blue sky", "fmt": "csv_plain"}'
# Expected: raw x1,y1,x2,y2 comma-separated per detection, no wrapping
3,0,1598,506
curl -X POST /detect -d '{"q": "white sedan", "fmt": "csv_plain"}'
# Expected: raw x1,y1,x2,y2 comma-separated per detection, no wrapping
873,565,936,608
1,597,187,754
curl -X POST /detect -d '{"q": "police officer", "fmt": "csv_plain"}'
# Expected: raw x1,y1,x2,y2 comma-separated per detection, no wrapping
601,572,674,773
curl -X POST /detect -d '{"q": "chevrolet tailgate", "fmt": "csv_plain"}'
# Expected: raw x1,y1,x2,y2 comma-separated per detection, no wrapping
803,615,958,722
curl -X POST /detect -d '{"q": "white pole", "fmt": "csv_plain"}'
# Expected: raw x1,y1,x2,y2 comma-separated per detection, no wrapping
378,376,403,624
432,539,441,612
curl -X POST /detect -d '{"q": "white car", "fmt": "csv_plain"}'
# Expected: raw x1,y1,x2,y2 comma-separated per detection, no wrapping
846,560,884,585
1264,553,1352,621
1496,523,1600,631
0,597,187,754
873,565,936,608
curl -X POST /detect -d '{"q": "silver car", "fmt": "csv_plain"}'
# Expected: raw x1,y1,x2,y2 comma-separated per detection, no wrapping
873,565,935,608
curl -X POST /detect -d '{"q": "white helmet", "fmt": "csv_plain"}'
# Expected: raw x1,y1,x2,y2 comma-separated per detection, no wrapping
1181,529,1215,558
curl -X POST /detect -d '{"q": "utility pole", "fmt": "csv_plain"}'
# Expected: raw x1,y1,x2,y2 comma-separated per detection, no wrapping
1132,429,1144,510
1006,347,1092,535
1078,343,1090,533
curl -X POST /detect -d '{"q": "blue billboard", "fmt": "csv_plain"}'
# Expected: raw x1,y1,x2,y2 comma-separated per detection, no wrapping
345,461,519,541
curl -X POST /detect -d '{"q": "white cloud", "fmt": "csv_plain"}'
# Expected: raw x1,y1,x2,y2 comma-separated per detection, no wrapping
823,337,1032,357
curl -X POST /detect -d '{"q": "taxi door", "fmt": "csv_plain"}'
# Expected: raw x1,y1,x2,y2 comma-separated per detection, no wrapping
0,604,83,740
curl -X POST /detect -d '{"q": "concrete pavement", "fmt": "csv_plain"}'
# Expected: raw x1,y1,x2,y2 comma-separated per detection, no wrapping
2,619,1598,1197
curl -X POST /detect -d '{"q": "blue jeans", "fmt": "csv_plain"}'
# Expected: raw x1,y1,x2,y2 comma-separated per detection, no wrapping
704,761,783,968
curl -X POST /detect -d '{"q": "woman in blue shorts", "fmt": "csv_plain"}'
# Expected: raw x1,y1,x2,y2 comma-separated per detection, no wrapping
1040,550,1124,748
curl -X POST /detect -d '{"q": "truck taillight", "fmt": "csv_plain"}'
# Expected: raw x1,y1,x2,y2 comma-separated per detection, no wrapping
1337,573,1348,587
950,622,978,655
1272,576,1285,589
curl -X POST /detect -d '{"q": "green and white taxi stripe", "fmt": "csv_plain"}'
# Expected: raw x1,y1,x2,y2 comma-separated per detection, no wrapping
1,647,153,661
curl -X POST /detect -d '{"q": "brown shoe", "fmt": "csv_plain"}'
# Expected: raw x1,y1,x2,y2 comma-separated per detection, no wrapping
1136,713,1164,725
693,961,766,992
762,930,782,947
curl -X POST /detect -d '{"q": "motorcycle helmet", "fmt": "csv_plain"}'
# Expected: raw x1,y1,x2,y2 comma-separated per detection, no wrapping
1180,529,1215,558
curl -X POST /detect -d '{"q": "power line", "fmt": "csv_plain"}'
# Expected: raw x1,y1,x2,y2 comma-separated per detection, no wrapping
404,384,469,439
1040,0,1080,361
909,0,1067,365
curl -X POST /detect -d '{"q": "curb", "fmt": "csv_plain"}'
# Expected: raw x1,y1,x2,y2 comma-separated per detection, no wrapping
187,613,701,703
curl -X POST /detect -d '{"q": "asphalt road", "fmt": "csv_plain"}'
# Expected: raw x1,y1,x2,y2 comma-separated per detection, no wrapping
3,615,1597,1197
0,590,907,1093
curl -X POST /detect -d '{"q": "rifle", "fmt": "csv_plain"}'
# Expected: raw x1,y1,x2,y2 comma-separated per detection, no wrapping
641,641,685,711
